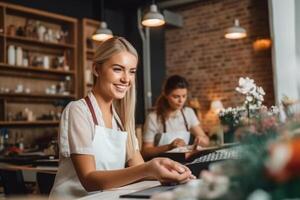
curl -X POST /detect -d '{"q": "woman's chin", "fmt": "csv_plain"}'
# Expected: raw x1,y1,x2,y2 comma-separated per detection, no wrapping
113,92,126,99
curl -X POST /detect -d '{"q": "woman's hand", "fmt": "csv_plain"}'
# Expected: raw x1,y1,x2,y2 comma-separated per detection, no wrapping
145,158,195,184
169,138,186,149
193,135,210,147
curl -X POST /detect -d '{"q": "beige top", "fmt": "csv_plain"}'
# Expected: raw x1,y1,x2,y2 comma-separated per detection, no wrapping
143,107,200,143
50,92,139,199
59,91,139,161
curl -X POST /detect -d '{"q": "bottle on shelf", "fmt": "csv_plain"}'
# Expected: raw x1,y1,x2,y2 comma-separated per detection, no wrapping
37,21,46,41
17,133,24,151
65,76,72,94
16,46,23,66
43,56,50,69
8,45,16,65
3,129,9,150
23,51,29,67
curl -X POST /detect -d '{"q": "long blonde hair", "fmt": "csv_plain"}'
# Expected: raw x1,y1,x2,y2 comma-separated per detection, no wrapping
93,37,138,157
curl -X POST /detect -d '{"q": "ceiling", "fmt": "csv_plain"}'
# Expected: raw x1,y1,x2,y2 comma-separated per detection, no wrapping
104,0,201,10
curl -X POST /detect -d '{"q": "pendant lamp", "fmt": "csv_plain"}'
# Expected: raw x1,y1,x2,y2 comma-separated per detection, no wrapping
92,0,113,41
225,19,247,39
142,3,165,27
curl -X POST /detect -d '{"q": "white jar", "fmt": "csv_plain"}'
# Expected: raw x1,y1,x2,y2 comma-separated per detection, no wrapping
23,58,29,67
16,46,23,66
43,56,50,69
37,24,46,41
8,45,16,65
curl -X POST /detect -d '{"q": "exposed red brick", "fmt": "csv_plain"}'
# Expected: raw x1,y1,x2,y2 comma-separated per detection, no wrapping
165,0,274,130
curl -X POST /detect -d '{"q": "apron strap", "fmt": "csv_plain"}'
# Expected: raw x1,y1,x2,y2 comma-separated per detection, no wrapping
84,96,99,125
114,116,125,131
162,116,166,133
180,109,189,132
162,109,189,133
85,95,124,131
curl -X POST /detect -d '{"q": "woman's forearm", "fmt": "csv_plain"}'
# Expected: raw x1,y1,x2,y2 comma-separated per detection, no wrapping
84,163,149,191
141,145,171,159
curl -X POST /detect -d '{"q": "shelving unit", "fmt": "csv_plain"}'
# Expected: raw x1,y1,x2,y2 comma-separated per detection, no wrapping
0,93,75,99
5,34,75,48
0,2,77,150
0,63,75,76
78,18,101,97
0,120,59,127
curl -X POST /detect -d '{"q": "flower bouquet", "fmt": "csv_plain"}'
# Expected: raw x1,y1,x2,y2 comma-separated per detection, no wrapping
219,77,279,142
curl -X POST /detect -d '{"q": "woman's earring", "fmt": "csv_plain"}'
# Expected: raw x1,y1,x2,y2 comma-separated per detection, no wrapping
93,72,99,77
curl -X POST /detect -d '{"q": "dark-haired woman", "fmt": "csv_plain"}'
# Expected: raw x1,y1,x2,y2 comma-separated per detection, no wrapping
142,75,209,159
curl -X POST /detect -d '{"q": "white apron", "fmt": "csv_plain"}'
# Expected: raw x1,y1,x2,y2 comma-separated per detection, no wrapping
158,130,190,146
157,109,191,146
49,96,127,199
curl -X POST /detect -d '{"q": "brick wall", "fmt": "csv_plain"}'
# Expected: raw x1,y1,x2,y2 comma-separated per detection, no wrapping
165,0,274,130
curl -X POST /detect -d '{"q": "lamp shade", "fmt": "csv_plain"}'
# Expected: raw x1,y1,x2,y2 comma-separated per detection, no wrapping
225,19,247,39
92,21,113,42
142,4,165,27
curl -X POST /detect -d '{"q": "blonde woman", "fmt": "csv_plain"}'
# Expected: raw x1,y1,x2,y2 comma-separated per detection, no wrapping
49,37,194,199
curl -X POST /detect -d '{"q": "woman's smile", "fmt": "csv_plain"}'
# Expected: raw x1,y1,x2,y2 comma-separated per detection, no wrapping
114,84,129,93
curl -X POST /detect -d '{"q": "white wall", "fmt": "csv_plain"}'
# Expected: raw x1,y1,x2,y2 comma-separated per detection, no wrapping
268,0,300,104
296,0,300,96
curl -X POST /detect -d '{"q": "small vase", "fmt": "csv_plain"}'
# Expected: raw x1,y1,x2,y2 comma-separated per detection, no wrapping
43,56,50,69
16,46,23,66
37,24,46,41
8,45,16,65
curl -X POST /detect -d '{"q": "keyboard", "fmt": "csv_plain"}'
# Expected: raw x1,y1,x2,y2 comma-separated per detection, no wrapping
185,147,240,165
185,146,241,176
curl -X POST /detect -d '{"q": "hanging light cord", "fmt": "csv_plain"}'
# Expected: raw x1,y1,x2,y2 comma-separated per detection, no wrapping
100,0,104,22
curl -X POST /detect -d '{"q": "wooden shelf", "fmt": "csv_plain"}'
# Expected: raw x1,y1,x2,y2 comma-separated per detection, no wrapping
0,120,59,127
0,2,78,133
2,2,77,23
0,63,75,76
5,35,75,49
79,18,100,97
0,93,75,99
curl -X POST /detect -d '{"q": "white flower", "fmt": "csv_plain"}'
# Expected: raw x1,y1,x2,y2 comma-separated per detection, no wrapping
249,104,258,110
236,77,256,95
246,95,254,102
270,106,279,115
252,92,264,102
257,101,262,106
257,86,265,95
261,105,268,111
